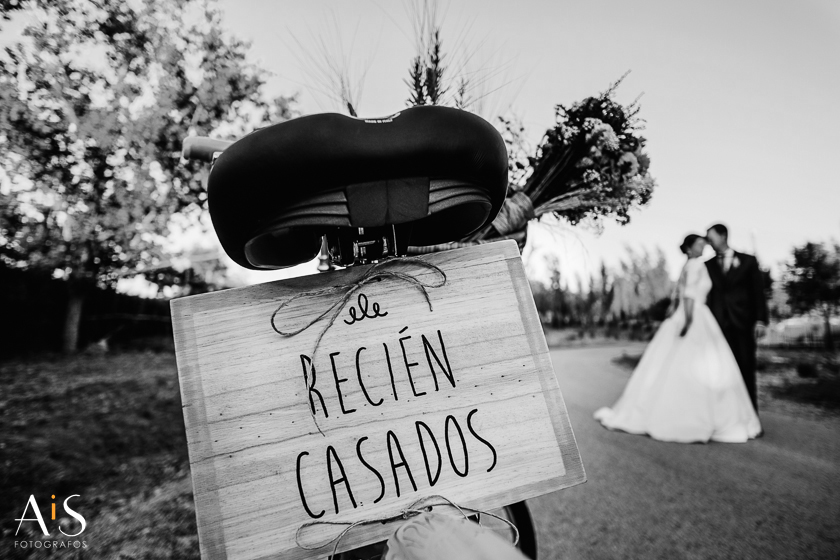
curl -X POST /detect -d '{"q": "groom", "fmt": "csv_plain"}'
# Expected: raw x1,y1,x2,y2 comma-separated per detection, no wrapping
705,224,769,412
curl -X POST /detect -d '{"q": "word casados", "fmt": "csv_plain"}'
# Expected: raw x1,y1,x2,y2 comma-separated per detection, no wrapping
296,408,497,518
300,327,455,417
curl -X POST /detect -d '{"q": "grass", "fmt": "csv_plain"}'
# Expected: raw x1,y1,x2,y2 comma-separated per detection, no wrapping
769,375,840,410
0,351,199,559
543,326,655,348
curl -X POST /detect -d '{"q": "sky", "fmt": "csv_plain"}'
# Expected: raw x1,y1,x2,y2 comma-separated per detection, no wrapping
212,0,840,288
3,1,839,291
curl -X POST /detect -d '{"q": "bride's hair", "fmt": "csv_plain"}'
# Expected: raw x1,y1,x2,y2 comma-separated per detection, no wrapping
680,234,703,255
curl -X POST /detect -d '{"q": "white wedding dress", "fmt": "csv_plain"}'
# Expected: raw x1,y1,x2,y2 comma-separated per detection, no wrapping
594,257,761,443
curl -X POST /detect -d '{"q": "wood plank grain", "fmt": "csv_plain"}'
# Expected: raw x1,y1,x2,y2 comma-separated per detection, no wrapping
171,240,585,560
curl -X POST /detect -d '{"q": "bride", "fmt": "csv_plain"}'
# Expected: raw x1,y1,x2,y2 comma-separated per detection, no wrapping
594,234,761,443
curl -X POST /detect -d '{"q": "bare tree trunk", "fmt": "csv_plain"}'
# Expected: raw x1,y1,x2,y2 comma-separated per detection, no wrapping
63,288,85,354
824,307,834,351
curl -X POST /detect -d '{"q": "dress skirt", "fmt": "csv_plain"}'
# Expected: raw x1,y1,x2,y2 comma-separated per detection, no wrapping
594,303,761,443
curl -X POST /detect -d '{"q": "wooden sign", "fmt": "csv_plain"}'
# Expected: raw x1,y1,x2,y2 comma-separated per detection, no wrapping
171,240,585,560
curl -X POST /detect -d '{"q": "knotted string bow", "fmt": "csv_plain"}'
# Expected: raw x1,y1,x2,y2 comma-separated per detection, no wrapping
294,494,520,558
270,256,447,435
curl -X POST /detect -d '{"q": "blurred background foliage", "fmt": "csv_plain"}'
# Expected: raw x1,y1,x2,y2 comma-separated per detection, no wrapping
0,0,293,352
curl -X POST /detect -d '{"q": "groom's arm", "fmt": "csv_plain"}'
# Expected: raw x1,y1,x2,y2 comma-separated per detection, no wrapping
750,256,769,325
704,259,715,306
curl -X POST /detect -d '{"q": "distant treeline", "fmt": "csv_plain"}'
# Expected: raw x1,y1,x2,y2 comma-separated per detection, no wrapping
0,265,173,359
532,248,674,328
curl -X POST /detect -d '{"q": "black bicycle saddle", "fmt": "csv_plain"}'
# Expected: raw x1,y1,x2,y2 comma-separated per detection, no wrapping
206,105,508,269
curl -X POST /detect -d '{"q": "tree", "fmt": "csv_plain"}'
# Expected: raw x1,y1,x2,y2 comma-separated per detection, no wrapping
0,0,293,352
599,261,614,322
784,242,840,350
609,247,673,320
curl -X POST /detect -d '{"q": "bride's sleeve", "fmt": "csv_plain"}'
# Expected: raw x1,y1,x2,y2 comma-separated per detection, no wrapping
682,259,704,300
672,264,687,303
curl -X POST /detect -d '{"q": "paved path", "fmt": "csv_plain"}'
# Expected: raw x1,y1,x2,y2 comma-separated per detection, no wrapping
528,344,840,559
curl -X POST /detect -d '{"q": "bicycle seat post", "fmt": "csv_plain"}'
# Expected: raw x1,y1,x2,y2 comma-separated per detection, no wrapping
325,224,401,267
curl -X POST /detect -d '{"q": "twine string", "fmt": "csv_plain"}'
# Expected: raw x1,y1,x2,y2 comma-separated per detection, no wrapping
295,495,520,558
269,257,447,435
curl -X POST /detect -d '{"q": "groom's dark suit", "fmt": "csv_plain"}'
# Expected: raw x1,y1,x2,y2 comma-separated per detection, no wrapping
705,252,768,411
